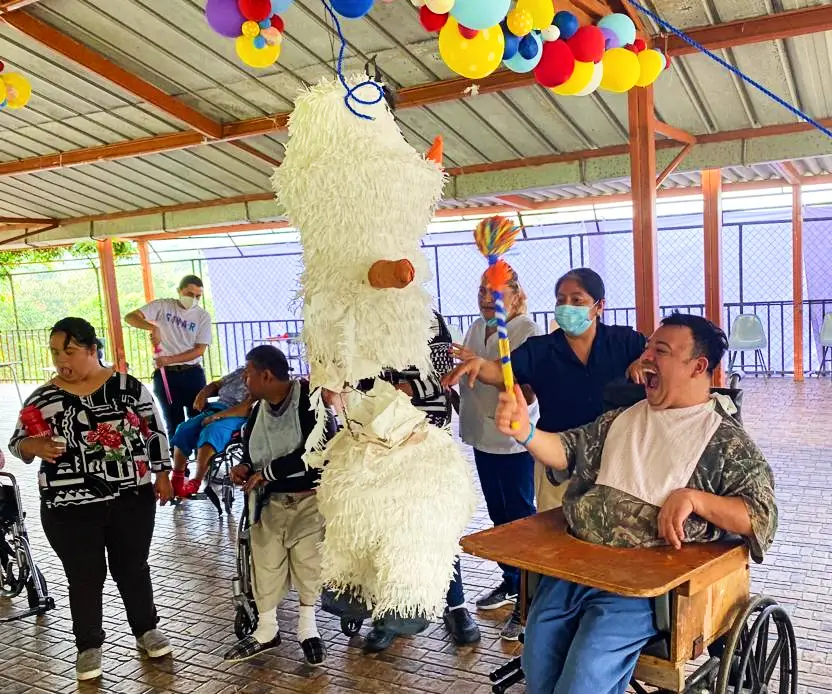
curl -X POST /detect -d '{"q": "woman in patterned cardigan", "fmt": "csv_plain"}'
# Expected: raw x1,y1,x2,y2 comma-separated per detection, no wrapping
8,318,174,682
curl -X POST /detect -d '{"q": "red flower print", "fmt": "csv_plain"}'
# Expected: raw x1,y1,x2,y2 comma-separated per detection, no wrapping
139,418,151,437
125,410,141,429
85,430,99,444
100,431,123,449
136,461,148,478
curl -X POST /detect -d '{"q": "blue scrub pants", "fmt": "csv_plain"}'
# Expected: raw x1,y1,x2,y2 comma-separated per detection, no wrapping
170,405,246,455
522,577,657,694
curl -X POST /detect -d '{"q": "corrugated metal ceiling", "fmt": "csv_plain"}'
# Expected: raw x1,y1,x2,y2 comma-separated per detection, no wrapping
0,0,830,221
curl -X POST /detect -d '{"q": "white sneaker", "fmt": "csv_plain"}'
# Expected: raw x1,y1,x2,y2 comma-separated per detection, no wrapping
76,648,102,680
136,629,173,658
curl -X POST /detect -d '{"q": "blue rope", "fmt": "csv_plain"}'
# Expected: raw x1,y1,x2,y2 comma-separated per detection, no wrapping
320,0,385,120
624,0,832,139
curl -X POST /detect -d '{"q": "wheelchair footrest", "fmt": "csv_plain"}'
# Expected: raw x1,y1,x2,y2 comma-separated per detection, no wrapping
492,668,525,694
490,657,521,682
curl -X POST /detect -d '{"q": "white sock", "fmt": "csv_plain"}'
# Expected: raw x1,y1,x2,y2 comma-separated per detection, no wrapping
297,604,320,643
447,603,466,612
252,607,279,644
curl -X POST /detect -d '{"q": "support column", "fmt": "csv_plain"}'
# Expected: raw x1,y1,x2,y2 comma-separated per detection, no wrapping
97,239,127,372
792,184,804,382
138,239,155,303
628,87,659,336
702,169,724,386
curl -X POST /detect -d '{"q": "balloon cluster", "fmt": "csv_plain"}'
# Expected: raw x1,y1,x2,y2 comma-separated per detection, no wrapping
0,60,32,110
205,0,291,69
415,1,670,94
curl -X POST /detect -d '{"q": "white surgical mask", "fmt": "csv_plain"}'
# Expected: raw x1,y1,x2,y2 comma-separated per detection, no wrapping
179,295,198,309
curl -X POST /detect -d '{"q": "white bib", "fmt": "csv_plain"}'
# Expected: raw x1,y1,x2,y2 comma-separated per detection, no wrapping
595,399,722,507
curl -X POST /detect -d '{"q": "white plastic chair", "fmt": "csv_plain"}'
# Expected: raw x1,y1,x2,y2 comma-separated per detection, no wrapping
816,314,832,377
727,314,769,378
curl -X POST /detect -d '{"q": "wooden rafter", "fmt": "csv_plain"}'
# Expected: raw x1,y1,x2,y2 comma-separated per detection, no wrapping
2,10,223,138
655,144,693,188
0,0,41,14
774,161,802,186
653,119,696,146
0,7,829,179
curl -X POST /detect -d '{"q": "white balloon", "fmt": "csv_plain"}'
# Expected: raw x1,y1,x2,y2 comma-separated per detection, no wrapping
410,0,426,6
575,61,604,96
425,0,454,13
540,25,560,42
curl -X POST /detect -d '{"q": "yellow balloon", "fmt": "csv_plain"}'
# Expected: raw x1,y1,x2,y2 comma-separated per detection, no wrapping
635,49,664,87
235,35,280,69
506,7,533,37
599,47,640,93
242,20,260,38
551,60,595,96
0,80,6,106
1,73,31,109
519,0,554,31
575,61,604,96
438,18,504,80
425,0,453,13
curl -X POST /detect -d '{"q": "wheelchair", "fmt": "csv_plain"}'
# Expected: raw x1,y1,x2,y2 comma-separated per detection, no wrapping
229,488,364,641
0,471,55,622
462,377,798,694
173,433,243,518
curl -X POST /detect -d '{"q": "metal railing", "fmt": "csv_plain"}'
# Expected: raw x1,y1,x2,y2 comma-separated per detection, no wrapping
5,300,828,384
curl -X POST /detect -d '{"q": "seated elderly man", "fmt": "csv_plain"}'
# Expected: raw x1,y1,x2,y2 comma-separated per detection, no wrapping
495,313,777,694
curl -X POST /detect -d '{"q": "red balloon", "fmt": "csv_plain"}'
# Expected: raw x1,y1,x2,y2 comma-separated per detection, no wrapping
534,39,575,88
633,37,647,53
566,25,605,64
419,6,448,32
458,24,479,39
238,0,271,22
271,14,285,32
0,60,4,72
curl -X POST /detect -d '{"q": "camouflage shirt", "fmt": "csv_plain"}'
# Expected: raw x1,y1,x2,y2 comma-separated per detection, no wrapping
549,404,777,563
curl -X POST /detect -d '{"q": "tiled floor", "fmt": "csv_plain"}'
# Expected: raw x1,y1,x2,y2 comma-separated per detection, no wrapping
1,378,831,693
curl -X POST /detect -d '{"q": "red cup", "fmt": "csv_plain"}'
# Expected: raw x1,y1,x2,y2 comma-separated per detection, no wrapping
19,405,52,437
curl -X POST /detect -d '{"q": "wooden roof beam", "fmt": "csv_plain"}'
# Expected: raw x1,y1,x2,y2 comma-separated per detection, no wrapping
2,10,223,138
653,119,696,145
0,0,42,14
774,161,802,186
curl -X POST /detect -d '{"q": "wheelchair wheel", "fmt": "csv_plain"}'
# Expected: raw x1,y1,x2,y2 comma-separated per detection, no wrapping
0,539,27,599
234,606,257,640
26,566,47,610
340,617,363,637
714,595,798,694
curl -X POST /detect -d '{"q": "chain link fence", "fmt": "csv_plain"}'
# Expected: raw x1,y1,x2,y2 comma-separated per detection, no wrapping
3,210,832,383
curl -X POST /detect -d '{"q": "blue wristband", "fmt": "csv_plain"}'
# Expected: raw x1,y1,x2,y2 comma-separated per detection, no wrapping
520,422,536,447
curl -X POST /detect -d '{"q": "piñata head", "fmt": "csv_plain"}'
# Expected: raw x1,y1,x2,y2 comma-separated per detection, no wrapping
273,74,446,392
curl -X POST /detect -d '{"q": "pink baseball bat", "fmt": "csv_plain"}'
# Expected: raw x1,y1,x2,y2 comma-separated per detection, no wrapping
154,344,172,404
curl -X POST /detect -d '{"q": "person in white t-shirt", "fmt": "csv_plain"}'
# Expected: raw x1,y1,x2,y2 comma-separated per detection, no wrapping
452,265,541,641
125,275,213,441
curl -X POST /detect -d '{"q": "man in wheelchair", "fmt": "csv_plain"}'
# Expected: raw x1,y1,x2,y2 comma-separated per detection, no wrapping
494,313,777,694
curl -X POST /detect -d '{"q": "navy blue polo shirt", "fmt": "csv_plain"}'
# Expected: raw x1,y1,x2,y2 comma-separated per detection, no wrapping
512,322,647,433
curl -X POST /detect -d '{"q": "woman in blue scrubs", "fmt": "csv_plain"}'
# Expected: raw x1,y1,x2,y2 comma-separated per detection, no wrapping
445,268,646,510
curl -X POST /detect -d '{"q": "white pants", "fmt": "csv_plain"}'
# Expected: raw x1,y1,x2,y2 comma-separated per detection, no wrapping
250,493,324,611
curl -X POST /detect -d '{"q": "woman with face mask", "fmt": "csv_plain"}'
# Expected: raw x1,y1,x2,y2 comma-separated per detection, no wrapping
125,275,213,467
454,266,542,642
444,268,646,511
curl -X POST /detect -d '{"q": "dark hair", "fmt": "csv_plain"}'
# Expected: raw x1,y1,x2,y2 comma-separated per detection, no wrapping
178,274,203,291
555,268,605,303
660,313,729,374
245,345,291,381
50,317,103,354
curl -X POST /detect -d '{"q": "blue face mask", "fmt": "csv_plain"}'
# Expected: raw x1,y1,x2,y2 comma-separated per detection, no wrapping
555,304,595,337
485,317,499,328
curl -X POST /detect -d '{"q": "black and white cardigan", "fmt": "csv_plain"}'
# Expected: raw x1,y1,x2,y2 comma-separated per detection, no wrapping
8,372,171,508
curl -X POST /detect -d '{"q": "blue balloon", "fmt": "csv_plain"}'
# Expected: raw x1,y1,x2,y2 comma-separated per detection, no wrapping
503,32,542,73
330,0,373,19
270,0,293,13
502,31,520,60
518,33,539,60
0,99,6,109
259,19,272,28
553,11,579,40
450,0,511,31
253,35,267,49
598,13,637,47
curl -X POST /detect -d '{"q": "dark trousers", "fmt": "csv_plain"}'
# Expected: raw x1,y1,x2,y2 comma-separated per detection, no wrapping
153,365,206,437
474,448,536,595
447,556,465,608
41,487,158,651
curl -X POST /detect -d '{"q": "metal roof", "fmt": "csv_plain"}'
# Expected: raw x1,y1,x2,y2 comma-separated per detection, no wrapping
0,0,831,225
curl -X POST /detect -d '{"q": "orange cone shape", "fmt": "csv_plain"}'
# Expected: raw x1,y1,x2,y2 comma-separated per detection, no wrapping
426,135,444,166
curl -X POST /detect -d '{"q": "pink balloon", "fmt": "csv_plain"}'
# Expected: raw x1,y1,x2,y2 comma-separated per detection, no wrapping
205,0,246,38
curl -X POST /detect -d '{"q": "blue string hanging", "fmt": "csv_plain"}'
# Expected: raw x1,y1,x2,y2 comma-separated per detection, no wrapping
320,0,385,120
623,0,832,139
